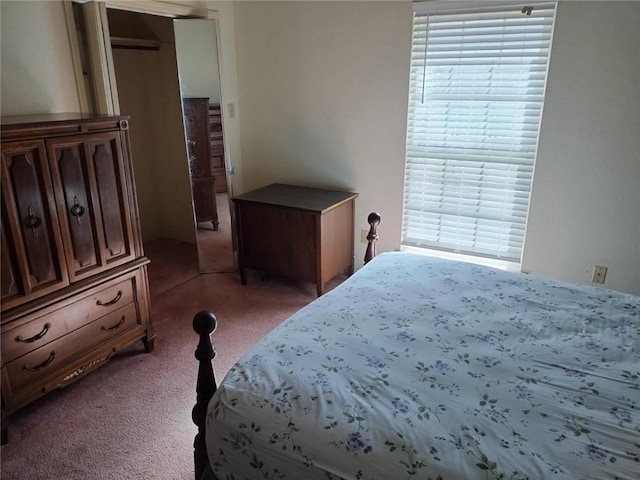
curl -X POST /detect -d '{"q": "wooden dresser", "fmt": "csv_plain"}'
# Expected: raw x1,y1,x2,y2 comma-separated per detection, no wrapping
0,114,154,442
183,97,218,230
233,184,358,296
208,103,226,193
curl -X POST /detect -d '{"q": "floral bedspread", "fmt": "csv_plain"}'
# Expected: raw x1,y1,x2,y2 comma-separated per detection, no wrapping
206,252,640,480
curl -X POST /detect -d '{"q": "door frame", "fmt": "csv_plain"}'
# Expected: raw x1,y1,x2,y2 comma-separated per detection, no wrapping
73,0,220,115
67,0,238,268
71,1,232,187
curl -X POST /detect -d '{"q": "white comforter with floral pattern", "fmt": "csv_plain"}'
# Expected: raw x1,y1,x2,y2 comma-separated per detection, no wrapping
206,252,640,480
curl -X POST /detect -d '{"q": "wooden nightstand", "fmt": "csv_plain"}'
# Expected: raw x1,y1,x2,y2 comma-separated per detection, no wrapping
233,184,358,296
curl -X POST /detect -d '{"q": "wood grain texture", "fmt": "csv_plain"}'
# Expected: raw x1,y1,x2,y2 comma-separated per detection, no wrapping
1,141,69,309
184,98,219,229
55,145,97,271
1,217,19,301
233,184,358,296
46,131,136,283
208,103,227,193
0,115,154,442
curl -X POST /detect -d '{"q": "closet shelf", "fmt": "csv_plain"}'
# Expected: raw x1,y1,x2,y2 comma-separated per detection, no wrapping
111,36,162,51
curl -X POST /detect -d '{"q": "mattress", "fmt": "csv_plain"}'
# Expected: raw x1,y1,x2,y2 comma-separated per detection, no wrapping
206,252,640,479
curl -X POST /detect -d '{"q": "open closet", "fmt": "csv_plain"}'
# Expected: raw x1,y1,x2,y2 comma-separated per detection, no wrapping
74,3,236,278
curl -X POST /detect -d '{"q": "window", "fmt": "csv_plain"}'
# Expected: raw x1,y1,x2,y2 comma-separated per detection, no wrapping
402,1,556,263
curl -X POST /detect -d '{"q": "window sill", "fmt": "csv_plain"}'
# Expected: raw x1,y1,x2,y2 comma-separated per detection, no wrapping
400,245,521,273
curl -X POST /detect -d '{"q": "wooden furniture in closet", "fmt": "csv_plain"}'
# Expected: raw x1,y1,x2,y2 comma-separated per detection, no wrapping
0,114,154,443
183,97,218,230
208,103,227,193
233,183,358,297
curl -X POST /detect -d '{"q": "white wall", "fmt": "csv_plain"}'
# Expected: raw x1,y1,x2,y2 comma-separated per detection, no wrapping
522,2,640,295
233,1,413,264
232,1,639,294
0,1,81,115
174,19,221,103
111,46,162,241
109,10,196,245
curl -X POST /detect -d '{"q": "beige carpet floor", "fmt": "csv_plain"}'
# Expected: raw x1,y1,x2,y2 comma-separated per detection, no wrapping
0,239,344,480
196,192,235,273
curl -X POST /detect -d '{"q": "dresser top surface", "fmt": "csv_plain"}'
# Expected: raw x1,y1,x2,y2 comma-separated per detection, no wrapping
233,184,358,214
1,113,130,141
1,113,128,127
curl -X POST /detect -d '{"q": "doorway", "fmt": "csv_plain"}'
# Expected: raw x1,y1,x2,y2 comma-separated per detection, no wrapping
173,19,235,273
73,2,236,278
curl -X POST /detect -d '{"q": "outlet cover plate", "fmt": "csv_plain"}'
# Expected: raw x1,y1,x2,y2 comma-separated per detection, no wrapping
592,265,607,284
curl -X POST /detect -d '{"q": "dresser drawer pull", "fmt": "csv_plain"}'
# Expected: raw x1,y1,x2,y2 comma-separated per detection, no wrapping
24,206,42,237
15,323,51,343
101,315,126,332
70,196,85,224
23,351,56,372
96,290,122,307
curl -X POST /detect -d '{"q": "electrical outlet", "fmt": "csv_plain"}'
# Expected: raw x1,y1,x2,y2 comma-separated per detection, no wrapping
361,230,369,244
592,265,607,284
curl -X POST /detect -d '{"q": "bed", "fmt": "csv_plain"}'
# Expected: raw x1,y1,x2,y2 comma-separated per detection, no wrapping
192,214,639,480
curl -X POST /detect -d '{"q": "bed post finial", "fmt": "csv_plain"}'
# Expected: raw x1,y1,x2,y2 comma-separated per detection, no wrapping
192,311,217,480
364,212,381,264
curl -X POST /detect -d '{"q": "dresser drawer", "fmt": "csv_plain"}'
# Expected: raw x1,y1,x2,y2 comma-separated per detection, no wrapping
4,302,140,391
1,272,137,364
210,139,224,156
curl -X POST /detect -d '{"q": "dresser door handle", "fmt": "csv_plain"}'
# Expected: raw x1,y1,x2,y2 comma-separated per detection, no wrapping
70,196,85,224
15,323,51,343
24,206,42,237
101,316,126,332
23,351,56,372
96,290,122,307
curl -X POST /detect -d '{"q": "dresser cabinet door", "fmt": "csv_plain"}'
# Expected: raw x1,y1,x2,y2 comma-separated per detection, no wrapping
47,132,136,282
192,177,217,223
208,103,227,193
1,212,20,302
0,141,70,309
183,98,211,179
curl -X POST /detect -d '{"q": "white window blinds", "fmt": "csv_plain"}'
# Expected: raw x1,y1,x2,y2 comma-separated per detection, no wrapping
402,1,556,262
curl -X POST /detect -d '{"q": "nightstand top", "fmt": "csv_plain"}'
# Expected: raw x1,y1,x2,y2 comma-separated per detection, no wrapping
233,183,358,214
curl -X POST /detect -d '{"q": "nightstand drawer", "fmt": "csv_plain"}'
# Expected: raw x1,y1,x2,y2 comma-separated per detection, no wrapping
1,272,138,364
4,302,140,391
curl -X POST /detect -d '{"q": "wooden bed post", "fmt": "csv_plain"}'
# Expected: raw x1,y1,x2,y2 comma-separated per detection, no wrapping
192,311,217,480
364,212,381,264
